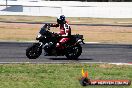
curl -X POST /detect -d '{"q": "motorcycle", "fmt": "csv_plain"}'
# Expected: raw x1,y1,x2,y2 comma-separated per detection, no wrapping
26,24,85,59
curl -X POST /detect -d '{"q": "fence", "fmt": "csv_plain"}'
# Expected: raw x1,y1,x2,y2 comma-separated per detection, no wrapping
0,1,132,18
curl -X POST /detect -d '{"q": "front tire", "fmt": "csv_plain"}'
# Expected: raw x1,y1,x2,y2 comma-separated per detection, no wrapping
65,44,82,59
26,43,42,59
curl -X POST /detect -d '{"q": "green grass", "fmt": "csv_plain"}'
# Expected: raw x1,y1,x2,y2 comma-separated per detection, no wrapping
0,64,131,88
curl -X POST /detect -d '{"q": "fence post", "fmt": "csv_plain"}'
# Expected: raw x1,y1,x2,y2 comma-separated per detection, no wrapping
6,0,8,8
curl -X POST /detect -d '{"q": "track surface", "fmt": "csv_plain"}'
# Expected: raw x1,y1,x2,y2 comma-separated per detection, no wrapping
0,42,132,63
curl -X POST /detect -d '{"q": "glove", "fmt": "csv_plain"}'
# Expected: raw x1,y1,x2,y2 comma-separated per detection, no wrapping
44,23,48,26
45,23,51,27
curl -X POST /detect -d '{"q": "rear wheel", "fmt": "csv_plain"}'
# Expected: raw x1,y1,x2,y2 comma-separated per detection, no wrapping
65,44,82,59
26,43,42,59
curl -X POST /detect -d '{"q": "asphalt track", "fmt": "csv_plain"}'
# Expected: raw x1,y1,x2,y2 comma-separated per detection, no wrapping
0,42,132,63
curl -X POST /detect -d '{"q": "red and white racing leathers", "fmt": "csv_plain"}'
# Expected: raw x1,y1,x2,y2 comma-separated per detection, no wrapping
50,21,71,48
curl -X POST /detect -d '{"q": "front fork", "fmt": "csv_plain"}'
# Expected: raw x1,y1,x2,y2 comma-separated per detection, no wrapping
39,42,43,47
33,42,43,48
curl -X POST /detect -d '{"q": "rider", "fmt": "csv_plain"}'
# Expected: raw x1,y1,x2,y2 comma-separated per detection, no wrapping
50,15,71,49
44,15,71,55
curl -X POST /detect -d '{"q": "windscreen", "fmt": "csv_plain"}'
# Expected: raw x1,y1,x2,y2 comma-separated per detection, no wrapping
39,26,46,35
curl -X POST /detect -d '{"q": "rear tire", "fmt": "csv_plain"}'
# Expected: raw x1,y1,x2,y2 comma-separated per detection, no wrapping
65,44,82,59
26,43,42,59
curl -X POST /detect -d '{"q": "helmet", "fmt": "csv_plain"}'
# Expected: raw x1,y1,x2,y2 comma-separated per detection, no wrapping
57,15,65,24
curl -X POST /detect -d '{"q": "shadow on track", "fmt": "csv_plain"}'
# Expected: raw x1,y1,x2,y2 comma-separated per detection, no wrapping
48,57,93,61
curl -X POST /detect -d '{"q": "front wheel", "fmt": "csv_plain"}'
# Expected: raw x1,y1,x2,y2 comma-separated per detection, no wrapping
65,44,82,59
26,43,42,59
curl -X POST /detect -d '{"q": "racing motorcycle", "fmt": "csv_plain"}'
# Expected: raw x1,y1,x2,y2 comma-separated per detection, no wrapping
26,24,85,59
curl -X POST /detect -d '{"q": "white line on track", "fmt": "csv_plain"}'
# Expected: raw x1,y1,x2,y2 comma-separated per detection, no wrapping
0,61,132,65
109,63,132,65
0,61,104,64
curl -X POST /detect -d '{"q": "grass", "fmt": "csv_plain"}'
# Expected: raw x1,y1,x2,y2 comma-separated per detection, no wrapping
1,22,132,43
1,15,132,25
0,64,131,88
1,15,132,43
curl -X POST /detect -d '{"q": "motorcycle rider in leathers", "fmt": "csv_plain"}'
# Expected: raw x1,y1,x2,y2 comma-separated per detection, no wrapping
44,15,71,55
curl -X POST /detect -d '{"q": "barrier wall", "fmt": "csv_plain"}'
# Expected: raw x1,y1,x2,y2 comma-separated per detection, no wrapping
0,1,132,18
